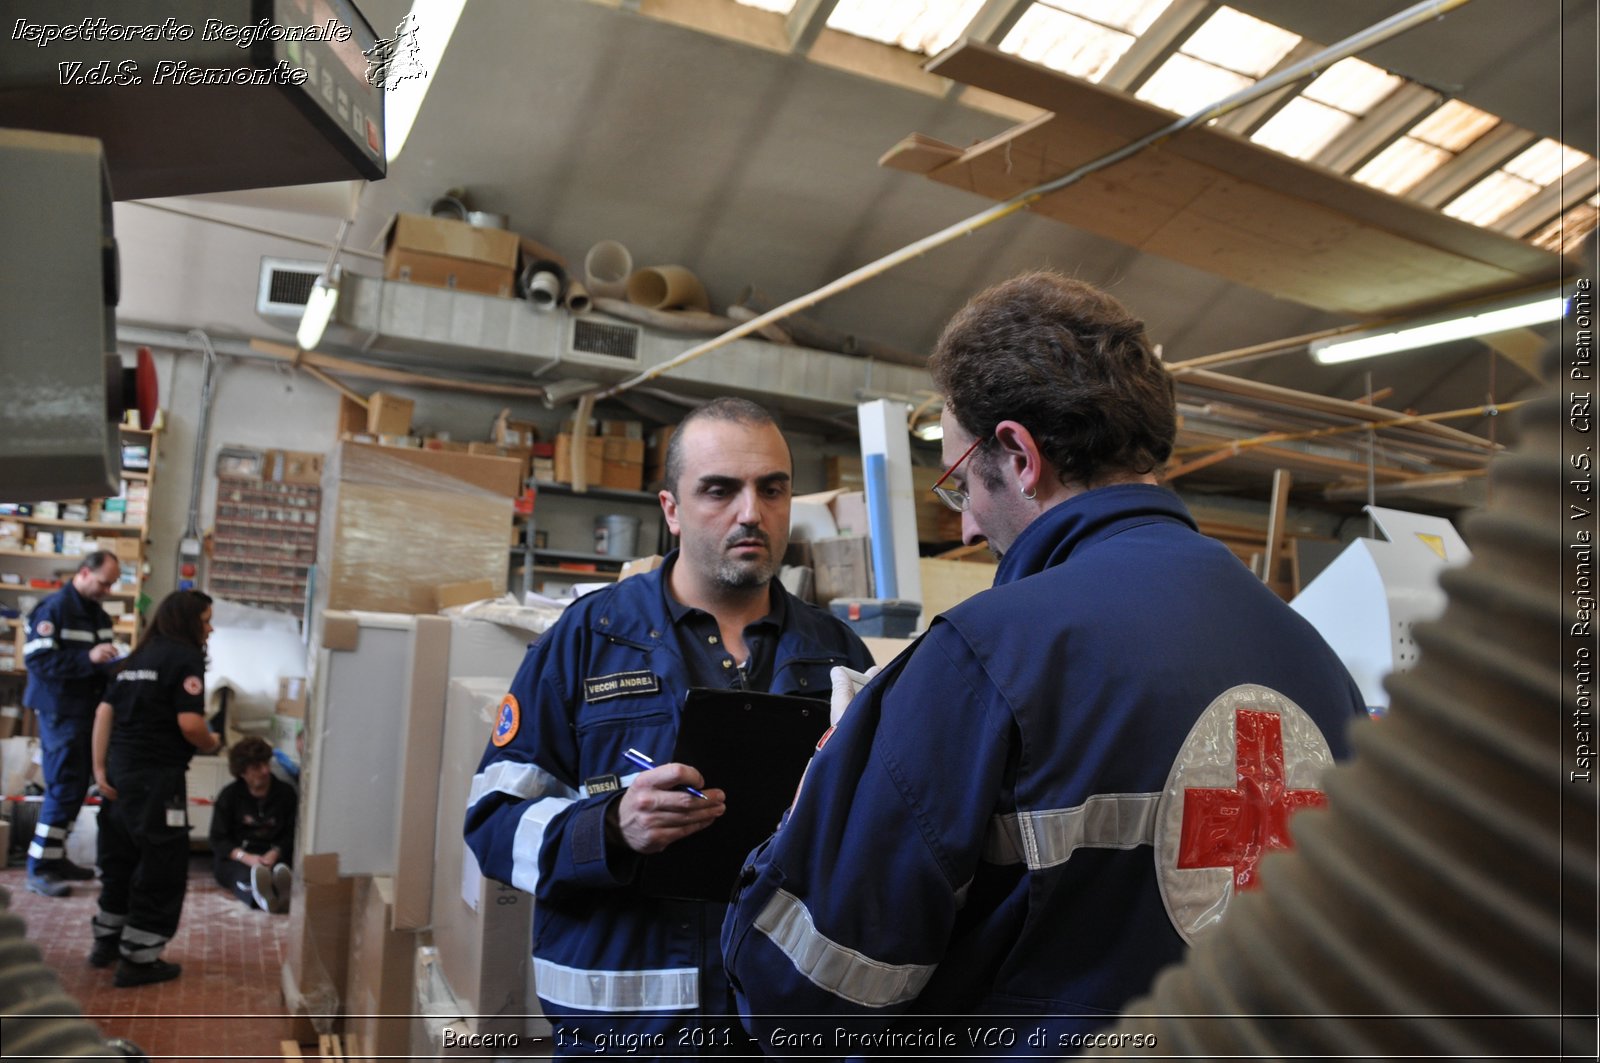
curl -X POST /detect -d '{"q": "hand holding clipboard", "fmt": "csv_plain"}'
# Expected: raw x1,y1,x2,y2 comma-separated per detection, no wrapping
610,751,725,856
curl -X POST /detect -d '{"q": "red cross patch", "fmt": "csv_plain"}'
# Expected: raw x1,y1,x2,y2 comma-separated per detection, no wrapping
1153,684,1335,943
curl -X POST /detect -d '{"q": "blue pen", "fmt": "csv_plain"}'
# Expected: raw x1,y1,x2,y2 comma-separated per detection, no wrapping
624,748,707,799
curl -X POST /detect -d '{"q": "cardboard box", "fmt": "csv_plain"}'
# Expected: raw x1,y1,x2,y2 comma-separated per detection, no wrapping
812,535,873,602
423,437,469,453
826,456,962,543
338,395,368,438
601,437,645,464
492,409,540,449
283,852,354,1039
381,213,519,298
344,876,419,1062
392,615,451,930
339,442,523,499
552,434,604,485
600,419,644,440
862,637,914,668
599,460,643,491
435,578,498,611
790,489,868,540
432,679,546,1038
919,557,998,619
618,554,665,581
366,393,415,437
277,676,308,718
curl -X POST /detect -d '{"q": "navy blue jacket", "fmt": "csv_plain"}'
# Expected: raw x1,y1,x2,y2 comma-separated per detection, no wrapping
723,485,1366,1048
23,583,115,717
464,555,872,1030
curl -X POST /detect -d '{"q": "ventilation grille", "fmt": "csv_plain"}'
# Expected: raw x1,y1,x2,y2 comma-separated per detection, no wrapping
571,319,640,362
269,268,316,307
256,257,323,320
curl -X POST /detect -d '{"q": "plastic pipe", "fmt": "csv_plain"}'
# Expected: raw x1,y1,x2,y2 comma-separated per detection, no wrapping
583,240,632,300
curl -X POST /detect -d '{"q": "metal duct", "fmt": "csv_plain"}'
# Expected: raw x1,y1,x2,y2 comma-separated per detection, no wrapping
1106,369,1596,1057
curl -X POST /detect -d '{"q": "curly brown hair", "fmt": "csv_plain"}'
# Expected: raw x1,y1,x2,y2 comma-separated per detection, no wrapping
928,271,1175,490
228,736,274,779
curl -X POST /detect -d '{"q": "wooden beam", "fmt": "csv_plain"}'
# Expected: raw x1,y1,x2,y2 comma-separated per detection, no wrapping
1212,39,1322,136
1099,0,1215,93
1261,469,1292,590
248,339,549,400
1314,84,1442,175
786,0,838,55
1495,158,1600,238
1408,123,1536,208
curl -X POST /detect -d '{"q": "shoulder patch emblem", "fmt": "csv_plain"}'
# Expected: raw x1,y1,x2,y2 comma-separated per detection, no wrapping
491,693,521,747
36,620,54,637
583,670,660,703
182,675,203,697
1153,683,1335,945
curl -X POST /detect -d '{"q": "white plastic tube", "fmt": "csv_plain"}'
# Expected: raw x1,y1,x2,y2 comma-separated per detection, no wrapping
583,240,632,300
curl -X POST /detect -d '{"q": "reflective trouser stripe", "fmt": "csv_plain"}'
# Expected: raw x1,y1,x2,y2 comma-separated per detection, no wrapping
532,958,698,1012
59,629,97,642
29,823,66,861
93,911,126,940
752,888,936,1008
510,796,574,895
121,926,169,964
983,792,1161,869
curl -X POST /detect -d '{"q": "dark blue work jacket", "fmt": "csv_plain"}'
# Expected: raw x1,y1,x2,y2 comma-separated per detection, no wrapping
723,485,1367,1052
23,583,115,717
464,554,872,1037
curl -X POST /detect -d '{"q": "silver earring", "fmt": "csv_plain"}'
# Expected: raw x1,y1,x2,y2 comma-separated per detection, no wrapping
1021,486,1037,500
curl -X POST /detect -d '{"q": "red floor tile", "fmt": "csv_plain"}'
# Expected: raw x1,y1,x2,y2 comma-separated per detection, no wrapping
3,853,292,1061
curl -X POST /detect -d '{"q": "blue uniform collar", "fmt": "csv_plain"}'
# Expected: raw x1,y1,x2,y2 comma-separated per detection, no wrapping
993,483,1196,587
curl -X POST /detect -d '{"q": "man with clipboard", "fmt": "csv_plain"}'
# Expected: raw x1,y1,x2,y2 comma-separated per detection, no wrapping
465,398,872,1057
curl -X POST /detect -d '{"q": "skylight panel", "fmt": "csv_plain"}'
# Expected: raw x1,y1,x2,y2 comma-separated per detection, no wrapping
1504,138,1590,185
1043,0,1173,34
1001,4,1137,82
1301,57,1399,112
1409,99,1498,151
822,0,985,54
1181,6,1300,77
1251,97,1355,160
737,0,796,12
1527,195,1599,254
1351,138,1452,195
1442,170,1541,225
1135,52,1252,114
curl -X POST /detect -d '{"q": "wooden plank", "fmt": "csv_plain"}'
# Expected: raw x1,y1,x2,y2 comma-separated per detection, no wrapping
901,41,1566,318
1262,469,1292,589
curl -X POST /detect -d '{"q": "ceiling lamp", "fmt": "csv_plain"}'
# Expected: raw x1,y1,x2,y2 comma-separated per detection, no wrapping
296,265,341,352
1310,294,1568,365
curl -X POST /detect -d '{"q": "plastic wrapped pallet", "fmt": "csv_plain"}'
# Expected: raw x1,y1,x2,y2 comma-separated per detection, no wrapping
319,442,519,614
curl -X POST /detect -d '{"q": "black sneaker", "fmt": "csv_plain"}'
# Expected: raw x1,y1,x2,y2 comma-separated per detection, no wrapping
89,939,120,968
54,859,97,881
114,958,182,988
25,872,71,898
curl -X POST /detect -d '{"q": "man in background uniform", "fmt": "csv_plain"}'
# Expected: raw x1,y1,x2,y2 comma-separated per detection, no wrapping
466,398,873,1057
23,550,121,897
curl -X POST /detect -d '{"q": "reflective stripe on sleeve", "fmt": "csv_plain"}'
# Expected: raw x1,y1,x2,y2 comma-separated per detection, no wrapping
531,958,698,1012
752,888,936,1008
97,628,114,640
24,638,57,655
509,796,576,895
467,760,577,812
59,629,97,643
983,792,1161,869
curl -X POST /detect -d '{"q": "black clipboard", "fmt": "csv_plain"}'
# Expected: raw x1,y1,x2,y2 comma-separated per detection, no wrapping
636,687,830,902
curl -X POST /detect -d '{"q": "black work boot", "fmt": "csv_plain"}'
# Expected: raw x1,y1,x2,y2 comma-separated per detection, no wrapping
25,871,71,898
114,958,183,988
88,939,120,968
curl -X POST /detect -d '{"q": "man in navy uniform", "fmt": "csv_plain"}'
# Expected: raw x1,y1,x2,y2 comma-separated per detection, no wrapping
723,272,1367,1049
465,398,873,1056
23,550,122,897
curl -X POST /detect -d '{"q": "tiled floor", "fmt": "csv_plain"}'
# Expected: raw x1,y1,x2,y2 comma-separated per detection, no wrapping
3,852,292,1061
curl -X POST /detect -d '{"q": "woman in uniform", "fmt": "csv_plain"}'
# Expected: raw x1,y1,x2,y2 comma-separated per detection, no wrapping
89,590,222,988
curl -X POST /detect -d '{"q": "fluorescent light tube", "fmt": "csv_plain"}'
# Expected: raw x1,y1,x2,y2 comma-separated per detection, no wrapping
296,269,340,351
1310,296,1568,365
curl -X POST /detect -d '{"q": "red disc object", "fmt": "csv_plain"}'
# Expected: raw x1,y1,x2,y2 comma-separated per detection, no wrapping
135,347,159,429
180,563,196,579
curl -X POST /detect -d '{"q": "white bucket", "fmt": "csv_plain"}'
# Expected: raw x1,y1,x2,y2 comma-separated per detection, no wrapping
595,514,641,558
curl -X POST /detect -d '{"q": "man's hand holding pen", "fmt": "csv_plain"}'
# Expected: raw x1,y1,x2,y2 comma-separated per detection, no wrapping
607,757,726,855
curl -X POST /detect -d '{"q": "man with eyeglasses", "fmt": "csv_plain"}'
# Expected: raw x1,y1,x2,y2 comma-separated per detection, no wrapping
22,549,122,896
723,272,1366,1049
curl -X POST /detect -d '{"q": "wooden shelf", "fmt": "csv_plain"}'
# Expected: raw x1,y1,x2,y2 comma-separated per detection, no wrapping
10,516,145,533
529,481,661,505
526,565,620,581
120,470,150,481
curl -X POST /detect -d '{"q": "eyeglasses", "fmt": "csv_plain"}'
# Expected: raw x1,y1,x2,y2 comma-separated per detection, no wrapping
930,435,985,513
